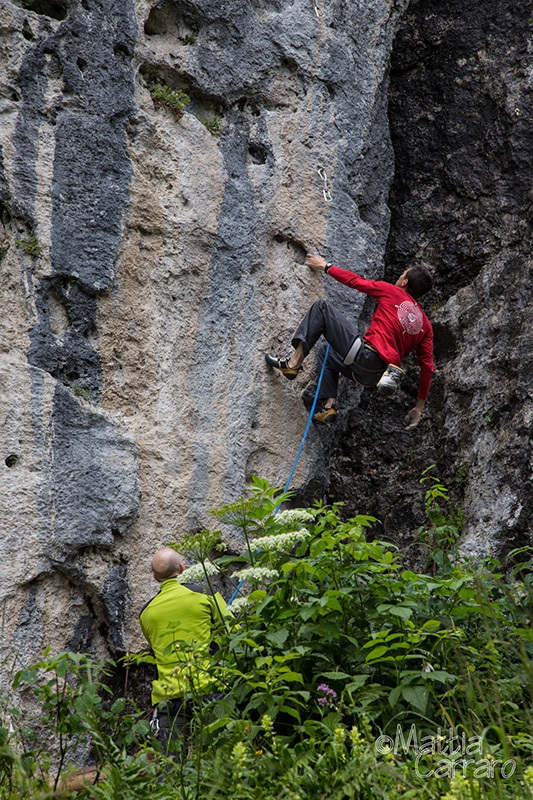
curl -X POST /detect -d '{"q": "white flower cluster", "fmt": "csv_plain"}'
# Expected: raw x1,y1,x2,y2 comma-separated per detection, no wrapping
228,596,252,614
177,561,219,584
276,509,314,525
232,567,278,584
249,529,311,553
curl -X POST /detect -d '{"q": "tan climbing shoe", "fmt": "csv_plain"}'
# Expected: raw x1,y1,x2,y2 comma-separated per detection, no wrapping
265,353,303,380
312,406,337,426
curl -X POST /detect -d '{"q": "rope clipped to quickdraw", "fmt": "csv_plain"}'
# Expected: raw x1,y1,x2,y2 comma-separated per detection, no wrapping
228,345,331,604
229,162,333,603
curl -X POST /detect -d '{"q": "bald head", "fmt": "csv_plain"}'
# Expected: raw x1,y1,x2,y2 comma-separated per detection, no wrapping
151,548,185,582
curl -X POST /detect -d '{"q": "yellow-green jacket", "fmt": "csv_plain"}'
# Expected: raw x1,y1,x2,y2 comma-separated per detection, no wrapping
139,579,228,705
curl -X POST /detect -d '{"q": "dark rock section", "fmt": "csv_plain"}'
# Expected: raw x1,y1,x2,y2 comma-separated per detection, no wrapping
11,19,48,225
5,0,141,661
102,563,130,655
29,276,102,395
326,0,533,561
13,583,41,656
143,0,284,106
385,0,533,305
47,385,139,558
0,147,13,262
14,1,69,22
21,0,137,398
10,373,140,659
67,614,95,653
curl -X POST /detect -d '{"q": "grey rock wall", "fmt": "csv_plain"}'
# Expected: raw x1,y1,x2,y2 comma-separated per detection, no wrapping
2,0,530,694
1,0,140,681
0,0,406,681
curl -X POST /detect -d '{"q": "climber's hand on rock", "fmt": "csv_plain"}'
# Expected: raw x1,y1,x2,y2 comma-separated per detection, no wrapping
305,253,327,271
404,407,422,430
404,398,425,430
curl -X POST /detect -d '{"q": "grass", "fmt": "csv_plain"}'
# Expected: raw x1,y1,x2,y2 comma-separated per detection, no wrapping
15,232,41,257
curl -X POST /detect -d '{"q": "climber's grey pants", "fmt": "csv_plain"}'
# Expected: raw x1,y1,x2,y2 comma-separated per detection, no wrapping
291,299,386,400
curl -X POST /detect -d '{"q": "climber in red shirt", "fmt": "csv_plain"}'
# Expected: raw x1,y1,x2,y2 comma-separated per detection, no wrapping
265,253,434,429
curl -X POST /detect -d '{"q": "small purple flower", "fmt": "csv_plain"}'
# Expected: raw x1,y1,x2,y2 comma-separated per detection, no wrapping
317,683,337,708
317,683,337,697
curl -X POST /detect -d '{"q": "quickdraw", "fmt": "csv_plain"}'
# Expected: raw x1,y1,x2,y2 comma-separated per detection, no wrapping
317,165,332,203
314,0,324,18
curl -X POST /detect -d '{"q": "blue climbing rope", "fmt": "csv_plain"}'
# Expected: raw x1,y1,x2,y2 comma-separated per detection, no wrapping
281,344,331,497
228,345,331,605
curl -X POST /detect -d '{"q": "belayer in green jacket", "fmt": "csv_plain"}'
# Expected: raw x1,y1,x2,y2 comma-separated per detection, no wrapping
139,547,229,748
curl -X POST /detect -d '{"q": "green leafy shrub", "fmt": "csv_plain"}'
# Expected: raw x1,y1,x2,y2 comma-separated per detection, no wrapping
201,116,222,136
8,652,151,797
150,83,190,119
3,476,533,798
417,466,462,572
185,476,533,796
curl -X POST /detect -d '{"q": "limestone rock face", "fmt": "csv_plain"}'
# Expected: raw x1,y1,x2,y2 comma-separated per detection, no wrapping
3,0,531,689
1,0,141,675
0,0,405,674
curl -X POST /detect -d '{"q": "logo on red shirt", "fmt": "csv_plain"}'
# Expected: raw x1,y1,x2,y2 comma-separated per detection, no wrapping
397,301,423,335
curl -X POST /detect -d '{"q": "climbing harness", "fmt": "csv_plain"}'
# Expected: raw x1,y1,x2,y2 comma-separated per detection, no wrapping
317,165,332,203
228,345,331,605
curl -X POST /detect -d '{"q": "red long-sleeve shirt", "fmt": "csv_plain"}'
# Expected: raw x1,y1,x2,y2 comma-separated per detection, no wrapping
327,265,434,400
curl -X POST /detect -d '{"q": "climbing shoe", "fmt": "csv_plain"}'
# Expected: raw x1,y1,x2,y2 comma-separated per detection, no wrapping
376,364,405,396
312,405,337,426
265,353,302,380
